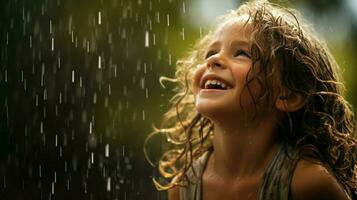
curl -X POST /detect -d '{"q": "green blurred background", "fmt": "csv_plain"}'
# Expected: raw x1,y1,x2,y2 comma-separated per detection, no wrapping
0,0,356,199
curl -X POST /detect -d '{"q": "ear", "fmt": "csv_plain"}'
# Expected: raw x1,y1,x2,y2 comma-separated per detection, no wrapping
275,91,306,112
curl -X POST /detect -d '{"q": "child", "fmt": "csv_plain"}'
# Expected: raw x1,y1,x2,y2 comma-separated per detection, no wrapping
145,0,357,199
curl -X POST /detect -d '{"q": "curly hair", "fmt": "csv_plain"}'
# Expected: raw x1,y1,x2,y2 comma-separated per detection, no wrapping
145,0,357,197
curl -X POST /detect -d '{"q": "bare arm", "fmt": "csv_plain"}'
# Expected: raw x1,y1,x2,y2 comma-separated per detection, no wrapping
291,160,350,200
168,186,180,200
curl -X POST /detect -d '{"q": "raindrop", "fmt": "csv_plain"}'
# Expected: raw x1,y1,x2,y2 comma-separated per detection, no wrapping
183,1,186,13
93,92,97,104
153,33,156,46
91,152,94,164
181,27,185,40
72,70,75,83
40,121,43,134
166,14,170,26
156,12,160,23
145,88,148,99
106,177,111,191
43,88,47,100
68,15,72,34
49,19,52,34
51,182,55,194
54,171,57,183
35,95,39,106
98,11,102,25
59,92,62,104
142,110,145,121
105,144,109,157
145,31,149,47
29,35,32,48
57,56,61,69
55,134,58,147
168,53,172,65
51,37,54,51
98,56,101,69
86,40,90,52
89,122,93,134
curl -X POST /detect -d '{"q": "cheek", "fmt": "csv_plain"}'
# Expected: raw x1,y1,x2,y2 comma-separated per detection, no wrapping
192,66,205,94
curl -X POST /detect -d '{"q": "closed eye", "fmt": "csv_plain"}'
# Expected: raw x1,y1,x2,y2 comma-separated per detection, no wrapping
234,49,251,58
205,50,217,59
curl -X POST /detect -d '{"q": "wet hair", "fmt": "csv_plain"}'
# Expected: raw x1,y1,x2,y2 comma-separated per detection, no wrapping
145,0,357,196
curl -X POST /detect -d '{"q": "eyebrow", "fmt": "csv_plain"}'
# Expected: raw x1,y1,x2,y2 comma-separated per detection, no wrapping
230,40,250,50
207,39,250,50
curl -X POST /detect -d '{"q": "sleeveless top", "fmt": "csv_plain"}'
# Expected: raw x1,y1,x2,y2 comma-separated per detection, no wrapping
179,143,300,200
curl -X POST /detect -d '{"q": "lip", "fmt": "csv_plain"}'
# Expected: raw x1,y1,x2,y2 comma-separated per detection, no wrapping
199,73,234,90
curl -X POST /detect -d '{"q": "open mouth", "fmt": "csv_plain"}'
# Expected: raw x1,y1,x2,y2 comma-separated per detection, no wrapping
203,79,232,90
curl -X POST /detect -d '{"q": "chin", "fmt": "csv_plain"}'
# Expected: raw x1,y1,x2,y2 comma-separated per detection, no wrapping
195,101,236,120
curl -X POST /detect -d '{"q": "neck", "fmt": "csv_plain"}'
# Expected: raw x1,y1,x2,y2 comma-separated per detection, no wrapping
209,112,280,180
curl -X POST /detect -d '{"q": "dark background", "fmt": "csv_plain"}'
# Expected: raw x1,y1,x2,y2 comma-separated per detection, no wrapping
0,0,356,199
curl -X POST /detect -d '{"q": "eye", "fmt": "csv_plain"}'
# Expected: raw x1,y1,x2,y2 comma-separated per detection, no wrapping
205,50,217,59
234,49,251,58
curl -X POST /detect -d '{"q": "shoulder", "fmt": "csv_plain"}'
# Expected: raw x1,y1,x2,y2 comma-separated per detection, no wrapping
291,159,349,200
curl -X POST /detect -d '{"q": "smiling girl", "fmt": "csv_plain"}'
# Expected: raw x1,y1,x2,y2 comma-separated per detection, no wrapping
145,0,357,199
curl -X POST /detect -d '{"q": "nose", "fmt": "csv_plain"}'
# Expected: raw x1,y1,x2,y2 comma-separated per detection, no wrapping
205,53,226,69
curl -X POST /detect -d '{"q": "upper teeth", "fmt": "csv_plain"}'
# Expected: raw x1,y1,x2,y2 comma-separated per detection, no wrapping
204,79,231,89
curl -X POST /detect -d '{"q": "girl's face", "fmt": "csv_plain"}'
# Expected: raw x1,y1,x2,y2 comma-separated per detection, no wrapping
192,18,262,120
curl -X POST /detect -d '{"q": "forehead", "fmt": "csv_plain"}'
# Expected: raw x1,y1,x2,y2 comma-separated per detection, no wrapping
211,15,252,44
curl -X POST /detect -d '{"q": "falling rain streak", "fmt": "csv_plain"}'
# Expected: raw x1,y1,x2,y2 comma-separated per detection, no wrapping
0,0,190,199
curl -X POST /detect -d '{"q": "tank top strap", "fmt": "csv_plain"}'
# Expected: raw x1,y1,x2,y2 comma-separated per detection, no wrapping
179,150,211,200
258,143,299,200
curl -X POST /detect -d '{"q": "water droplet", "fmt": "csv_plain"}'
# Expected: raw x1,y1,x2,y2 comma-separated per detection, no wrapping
145,31,149,47
98,56,101,69
166,14,170,26
106,177,111,191
40,121,43,134
181,27,185,40
57,56,61,69
72,70,75,83
182,1,186,13
89,122,93,134
29,35,32,48
91,152,94,164
98,11,102,25
51,37,54,51
93,92,97,104
55,134,58,147
49,19,52,34
105,144,109,157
